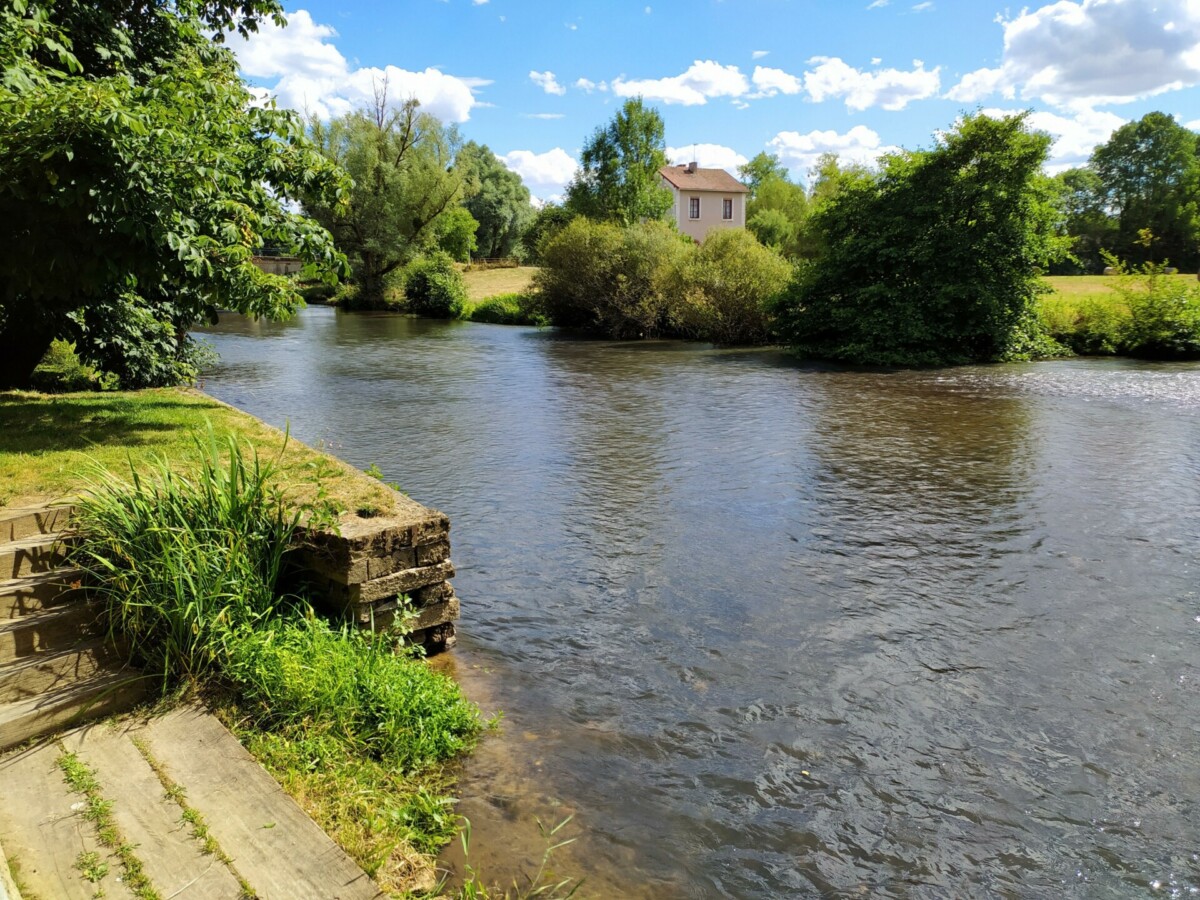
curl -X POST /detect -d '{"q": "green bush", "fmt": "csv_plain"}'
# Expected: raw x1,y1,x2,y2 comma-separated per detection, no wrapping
464,293,546,326
531,218,691,338
1037,294,1131,355
404,252,468,318
1114,263,1200,359
668,228,793,344
30,339,118,392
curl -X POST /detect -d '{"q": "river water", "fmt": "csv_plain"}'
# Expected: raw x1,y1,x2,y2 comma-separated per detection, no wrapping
197,307,1200,898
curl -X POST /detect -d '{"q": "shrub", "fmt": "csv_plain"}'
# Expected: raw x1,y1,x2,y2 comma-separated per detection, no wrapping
531,218,692,338
668,228,793,344
404,252,468,318
30,340,118,392
464,293,546,326
1037,294,1131,355
1113,262,1200,359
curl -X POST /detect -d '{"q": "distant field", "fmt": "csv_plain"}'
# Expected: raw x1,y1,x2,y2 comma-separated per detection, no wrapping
1043,273,1196,299
460,266,538,301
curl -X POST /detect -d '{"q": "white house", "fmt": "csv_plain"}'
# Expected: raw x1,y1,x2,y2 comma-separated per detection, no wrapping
659,163,749,242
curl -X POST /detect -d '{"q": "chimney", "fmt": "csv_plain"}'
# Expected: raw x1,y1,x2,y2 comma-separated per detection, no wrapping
686,161,697,174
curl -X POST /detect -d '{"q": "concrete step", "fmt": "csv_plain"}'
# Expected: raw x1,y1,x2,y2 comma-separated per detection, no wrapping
0,569,88,619
0,641,128,705
0,671,147,751
0,602,101,664
0,532,74,580
0,504,76,543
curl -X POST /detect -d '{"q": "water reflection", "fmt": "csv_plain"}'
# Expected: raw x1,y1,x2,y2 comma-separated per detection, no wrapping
198,309,1200,898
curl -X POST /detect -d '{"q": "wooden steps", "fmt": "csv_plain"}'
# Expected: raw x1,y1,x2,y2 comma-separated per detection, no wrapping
0,708,386,899
0,504,146,752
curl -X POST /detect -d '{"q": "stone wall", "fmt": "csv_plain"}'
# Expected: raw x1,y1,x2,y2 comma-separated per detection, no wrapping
287,491,459,652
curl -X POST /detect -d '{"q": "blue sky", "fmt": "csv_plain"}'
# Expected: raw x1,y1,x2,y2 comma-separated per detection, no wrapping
232,0,1200,201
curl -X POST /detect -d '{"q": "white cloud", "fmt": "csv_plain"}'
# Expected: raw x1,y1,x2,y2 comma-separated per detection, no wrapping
472,0,488,5
232,10,483,121
500,148,579,199
666,143,749,173
752,65,803,97
803,57,940,110
947,0,1200,110
912,2,934,11
574,77,608,92
612,60,749,106
867,0,889,8
1188,118,1200,130
752,50,770,59
524,113,565,120
530,70,566,96
768,126,899,180
980,107,1126,170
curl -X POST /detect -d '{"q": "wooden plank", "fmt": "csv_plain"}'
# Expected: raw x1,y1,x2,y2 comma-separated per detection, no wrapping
0,739,134,900
62,723,244,899
139,706,385,900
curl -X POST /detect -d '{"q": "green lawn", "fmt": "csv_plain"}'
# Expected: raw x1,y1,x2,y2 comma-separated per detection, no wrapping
460,265,538,302
0,388,393,512
1042,273,1196,300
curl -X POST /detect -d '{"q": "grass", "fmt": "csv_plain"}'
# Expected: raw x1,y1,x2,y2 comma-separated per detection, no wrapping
1042,273,1196,300
58,749,160,900
68,432,482,897
460,267,538,303
0,387,393,512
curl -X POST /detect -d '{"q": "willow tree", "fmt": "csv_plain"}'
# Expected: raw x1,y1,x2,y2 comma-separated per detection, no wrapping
0,1,346,389
305,94,468,305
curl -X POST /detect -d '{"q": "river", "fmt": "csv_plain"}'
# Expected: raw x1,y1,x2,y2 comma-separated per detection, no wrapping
197,307,1200,898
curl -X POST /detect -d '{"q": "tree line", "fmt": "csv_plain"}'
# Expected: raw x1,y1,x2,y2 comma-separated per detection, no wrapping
3,0,1199,392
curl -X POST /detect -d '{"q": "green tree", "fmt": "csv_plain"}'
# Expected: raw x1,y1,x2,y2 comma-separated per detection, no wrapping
564,98,672,225
1091,112,1200,269
434,207,479,263
306,93,467,306
746,177,809,258
777,113,1065,366
0,0,345,389
738,151,791,200
521,203,575,264
1050,167,1116,274
457,142,533,258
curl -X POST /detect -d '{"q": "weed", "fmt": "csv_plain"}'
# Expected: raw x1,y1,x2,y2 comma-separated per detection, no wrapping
57,750,160,900
445,816,583,900
75,850,109,883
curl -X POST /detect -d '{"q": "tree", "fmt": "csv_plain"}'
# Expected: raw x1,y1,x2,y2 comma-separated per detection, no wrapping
564,98,672,225
0,0,346,389
457,142,533,258
776,113,1066,366
1050,167,1116,274
745,177,809,259
1091,112,1200,269
305,92,467,305
738,152,791,200
434,207,479,263
520,203,575,264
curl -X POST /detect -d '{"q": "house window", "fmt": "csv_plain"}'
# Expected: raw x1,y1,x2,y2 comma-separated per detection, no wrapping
722,198,733,220
689,197,700,219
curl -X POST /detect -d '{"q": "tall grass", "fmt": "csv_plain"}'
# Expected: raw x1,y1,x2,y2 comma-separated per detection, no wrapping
73,427,299,686
72,427,480,768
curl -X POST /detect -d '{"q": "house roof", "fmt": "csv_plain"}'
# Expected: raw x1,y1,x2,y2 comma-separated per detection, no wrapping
659,164,749,194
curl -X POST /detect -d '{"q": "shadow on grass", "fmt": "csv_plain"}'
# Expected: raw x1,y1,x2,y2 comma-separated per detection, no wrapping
0,391,220,455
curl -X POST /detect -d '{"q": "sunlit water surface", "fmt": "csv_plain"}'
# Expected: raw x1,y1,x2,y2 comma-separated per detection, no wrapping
198,308,1200,898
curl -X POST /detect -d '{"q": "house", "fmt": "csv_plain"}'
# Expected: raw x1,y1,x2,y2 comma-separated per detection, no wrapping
658,163,749,242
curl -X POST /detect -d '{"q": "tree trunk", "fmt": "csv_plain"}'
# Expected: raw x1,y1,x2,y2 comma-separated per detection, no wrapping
0,316,58,390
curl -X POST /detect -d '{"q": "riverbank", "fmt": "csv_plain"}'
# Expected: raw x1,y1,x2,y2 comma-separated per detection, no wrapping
0,387,482,896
